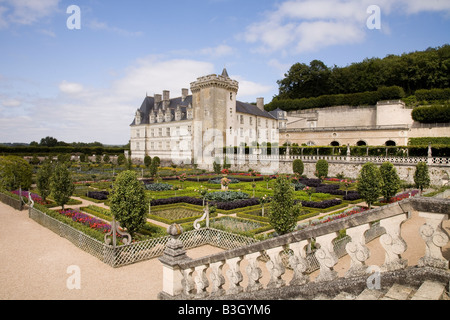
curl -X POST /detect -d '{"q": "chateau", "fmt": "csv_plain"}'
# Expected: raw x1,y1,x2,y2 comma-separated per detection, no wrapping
130,69,287,166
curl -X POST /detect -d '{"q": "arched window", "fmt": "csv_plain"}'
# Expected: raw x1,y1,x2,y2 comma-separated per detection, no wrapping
385,140,396,146
357,140,367,146
330,141,340,147
307,141,315,146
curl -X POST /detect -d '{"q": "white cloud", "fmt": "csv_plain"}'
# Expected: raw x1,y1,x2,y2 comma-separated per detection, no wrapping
58,81,84,95
1,98,21,107
240,0,450,54
0,0,60,28
199,44,236,58
0,56,278,143
88,19,143,37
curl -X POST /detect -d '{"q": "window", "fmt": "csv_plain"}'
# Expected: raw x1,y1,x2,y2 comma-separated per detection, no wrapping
357,140,367,146
240,115,244,124
249,117,253,125
158,128,162,137
166,128,171,137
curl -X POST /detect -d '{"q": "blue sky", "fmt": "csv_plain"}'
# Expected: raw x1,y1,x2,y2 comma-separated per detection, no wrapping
0,0,449,145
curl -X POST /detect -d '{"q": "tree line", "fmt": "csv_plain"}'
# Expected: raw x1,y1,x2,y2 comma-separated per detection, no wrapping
274,44,450,101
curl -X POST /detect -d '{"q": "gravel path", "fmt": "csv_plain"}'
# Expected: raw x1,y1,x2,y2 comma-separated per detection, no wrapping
1,200,448,300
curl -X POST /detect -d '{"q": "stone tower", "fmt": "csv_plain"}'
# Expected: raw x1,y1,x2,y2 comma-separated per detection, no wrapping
190,68,239,164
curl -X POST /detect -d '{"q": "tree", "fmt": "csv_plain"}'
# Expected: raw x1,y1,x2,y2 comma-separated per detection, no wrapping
292,159,304,176
0,156,33,191
40,136,59,147
36,160,53,202
315,159,329,180
149,157,160,177
379,162,401,202
268,176,301,235
109,170,147,236
144,155,152,168
50,163,75,210
414,162,430,194
357,162,382,209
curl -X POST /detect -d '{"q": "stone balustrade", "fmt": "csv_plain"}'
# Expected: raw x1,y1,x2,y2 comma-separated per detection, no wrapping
158,197,450,300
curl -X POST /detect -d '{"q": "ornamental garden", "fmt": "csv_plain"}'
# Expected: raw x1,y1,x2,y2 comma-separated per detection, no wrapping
0,154,435,247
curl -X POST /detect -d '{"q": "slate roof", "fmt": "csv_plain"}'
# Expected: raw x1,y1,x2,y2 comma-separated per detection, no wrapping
131,95,275,126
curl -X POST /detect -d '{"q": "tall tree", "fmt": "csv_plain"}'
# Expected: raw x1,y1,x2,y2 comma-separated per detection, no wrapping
0,156,33,191
109,170,147,236
357,162,383,209
268,175,301,235
414,162,430,194
36,160,53,202
379,162,401,202
50,163,74,210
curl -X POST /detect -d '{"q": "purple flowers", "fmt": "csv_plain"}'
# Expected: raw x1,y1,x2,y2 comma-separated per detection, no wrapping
11,190,48,205
58,209,111,233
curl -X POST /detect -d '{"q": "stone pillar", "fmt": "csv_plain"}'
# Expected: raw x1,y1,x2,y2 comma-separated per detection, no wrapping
418,212,449,269
158,224,190,298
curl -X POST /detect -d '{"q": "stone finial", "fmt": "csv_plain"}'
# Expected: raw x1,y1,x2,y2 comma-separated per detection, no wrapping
159,223,189,266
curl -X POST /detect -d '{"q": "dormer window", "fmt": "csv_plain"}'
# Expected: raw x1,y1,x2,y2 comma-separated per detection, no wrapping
135,110,141,125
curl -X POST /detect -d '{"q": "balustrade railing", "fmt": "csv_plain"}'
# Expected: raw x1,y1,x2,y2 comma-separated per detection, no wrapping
158,197,450,299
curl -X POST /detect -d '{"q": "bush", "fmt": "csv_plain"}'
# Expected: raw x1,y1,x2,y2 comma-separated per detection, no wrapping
300,198,342,209
415,88,450,102
315,159,329,179
292,159,304,175
412,105,450,123
86,190,109,201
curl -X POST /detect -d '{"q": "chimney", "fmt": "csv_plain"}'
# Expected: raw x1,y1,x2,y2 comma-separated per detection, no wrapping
256,97,264,111
154,94,162,108
181,88,189,102
163,90,170,109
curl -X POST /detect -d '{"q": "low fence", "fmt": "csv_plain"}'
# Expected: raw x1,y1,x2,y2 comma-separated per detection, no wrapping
27,205,259,268
0,192,24,211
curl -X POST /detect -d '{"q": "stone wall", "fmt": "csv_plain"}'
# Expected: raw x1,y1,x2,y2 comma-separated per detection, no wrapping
220,156,449,186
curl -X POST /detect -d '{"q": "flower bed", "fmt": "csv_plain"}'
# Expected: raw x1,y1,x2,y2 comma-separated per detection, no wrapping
11,190,51,205
380,190,419,204
57,209,111,234
298,198,342,209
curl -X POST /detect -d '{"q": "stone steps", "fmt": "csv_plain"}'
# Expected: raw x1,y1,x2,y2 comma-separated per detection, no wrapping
313,281,448,300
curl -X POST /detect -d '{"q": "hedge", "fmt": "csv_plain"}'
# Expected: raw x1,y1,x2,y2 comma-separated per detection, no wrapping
415,88,450,102
265,86,405,112
411,105,450,123
0,145,126,155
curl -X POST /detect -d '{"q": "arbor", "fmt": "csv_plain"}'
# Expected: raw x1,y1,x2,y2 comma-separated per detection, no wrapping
357,162,382,209
50,163,74,210
379,162,401,202
414,162,430,194
36,160,53,202
0,156,32,191
109,170,147,236
268,176,301,235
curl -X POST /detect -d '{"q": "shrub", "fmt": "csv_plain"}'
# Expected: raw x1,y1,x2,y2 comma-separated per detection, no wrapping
415,88,450,102
86,190,109,201
412,105,450,123
292,159,304,175
315,160,329,179
300,198,342,209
